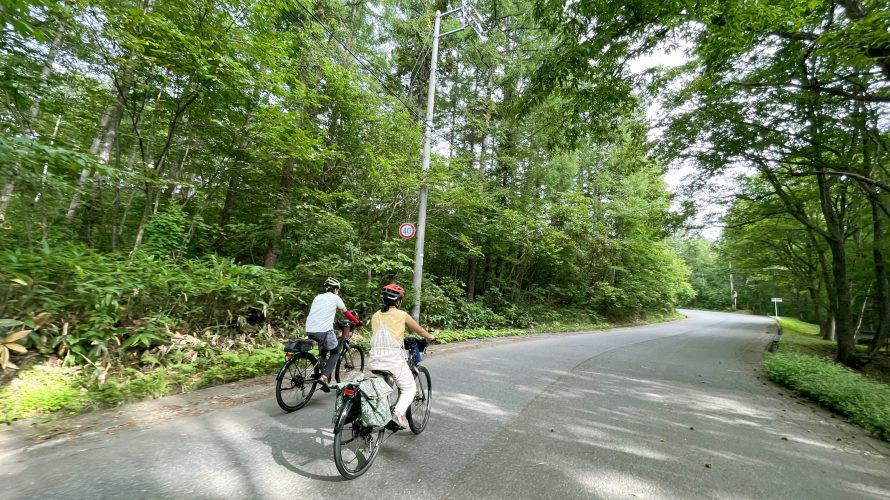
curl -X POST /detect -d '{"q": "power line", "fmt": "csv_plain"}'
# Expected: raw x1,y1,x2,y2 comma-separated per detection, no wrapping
407,38,432,94
285,0,423,122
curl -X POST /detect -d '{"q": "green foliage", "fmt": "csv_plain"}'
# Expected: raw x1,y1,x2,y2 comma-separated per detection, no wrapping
0,244,304,366
591,241,695,318
674,237,729,310
142,205,188,258
0,0,697,406
763,352,890,440
419,278,514,329
436,327,526,344
0,345,283,421
0,365,87,422
535,0,890,367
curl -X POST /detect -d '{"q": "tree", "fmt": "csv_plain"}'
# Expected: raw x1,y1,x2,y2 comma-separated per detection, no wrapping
530,0,890,366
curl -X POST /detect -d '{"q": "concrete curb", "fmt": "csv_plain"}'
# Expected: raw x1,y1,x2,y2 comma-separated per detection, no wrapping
767,318,783,352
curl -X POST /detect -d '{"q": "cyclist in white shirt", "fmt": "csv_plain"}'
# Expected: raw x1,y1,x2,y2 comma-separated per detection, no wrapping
305,278,360,391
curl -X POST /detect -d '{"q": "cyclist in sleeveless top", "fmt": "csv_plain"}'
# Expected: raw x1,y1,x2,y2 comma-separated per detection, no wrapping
305,277,360,391
368,283,435,429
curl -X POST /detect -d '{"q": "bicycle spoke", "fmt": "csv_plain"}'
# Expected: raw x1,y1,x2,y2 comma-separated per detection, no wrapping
275,354,317,412
334,402,384,479
407,365,431,434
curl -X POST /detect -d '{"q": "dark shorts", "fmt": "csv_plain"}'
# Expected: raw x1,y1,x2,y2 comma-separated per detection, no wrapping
307,330,338,350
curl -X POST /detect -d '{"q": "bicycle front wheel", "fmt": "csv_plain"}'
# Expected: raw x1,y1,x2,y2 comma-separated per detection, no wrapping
407,365,431,434
335,345,365,383
275,353,317,412
333,399,384,479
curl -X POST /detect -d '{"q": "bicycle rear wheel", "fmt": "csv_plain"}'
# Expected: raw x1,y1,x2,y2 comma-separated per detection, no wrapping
334,345,365,383
407,365,431,434
333,399,384,479
275,353,317,412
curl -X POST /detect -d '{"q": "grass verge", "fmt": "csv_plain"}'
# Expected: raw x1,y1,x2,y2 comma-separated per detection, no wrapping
1,311,684,424
765,317,890,440
0,347,281,423
763,352,890,440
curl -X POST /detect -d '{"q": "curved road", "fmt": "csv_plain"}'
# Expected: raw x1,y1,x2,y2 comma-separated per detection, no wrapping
2,310,889,499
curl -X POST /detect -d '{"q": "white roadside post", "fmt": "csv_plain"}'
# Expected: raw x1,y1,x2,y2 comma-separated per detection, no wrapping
772,297,783,318
411,2,486,321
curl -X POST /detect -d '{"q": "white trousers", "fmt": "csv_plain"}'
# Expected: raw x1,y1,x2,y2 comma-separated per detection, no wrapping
369,349,415,415
389,359,416,416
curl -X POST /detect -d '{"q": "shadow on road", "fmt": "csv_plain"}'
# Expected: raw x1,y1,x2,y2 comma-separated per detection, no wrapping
256,413,346,483
434,325,890,499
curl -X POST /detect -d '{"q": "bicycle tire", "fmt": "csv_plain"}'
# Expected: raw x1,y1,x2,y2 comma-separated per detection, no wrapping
334,345,365,383
407,365,431,434
275,353,317,412
333,399,384,479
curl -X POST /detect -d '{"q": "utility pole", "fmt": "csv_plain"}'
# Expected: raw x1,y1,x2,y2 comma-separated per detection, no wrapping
411,10,440,322
411,3,485,321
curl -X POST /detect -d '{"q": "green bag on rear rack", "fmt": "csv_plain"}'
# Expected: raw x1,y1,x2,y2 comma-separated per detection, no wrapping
332,372,393,429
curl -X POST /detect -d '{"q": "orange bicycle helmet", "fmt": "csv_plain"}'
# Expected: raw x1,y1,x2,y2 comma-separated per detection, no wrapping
381,283,405,301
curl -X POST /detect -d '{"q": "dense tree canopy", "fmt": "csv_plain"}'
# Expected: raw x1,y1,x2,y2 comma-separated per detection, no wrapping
531,0,890,366
0,0,691,370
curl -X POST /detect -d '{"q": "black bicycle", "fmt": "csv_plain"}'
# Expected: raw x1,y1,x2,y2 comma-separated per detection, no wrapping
332,335,431,479
275,320,365,412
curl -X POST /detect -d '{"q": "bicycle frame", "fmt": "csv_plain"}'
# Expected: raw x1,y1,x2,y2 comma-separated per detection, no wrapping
275,319,365,413
331,334,431,478
286,320,359,364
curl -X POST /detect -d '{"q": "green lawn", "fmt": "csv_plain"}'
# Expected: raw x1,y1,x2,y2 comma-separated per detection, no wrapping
775,317,836,358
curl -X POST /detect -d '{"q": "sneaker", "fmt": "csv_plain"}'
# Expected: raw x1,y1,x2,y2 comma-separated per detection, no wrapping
319,375,331,393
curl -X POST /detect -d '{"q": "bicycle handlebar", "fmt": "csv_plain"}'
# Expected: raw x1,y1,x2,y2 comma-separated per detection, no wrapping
336,319,362,329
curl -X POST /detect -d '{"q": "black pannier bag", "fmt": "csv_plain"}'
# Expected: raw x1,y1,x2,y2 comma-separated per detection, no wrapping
284,339,314,353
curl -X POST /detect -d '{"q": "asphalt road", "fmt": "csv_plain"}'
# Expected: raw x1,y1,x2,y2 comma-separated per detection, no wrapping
2,310,889,499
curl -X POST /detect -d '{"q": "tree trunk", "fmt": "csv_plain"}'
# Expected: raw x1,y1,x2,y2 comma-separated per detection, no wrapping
466,66,496,301
164,141,190,199
810,286,823,326
212,174,239,253
0,183,14,223
480,252,494,295
0,28,64,223
264,160,295,268
822,311,837,341
111,180,121,252
66,102,124,223
131,187,153,255
467,235,480,301
817,174,856,365
868,195,890,355
27,29,64,130
78,171,105,245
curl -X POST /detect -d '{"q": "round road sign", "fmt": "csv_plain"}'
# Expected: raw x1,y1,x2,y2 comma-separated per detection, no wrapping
399,223,416,239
